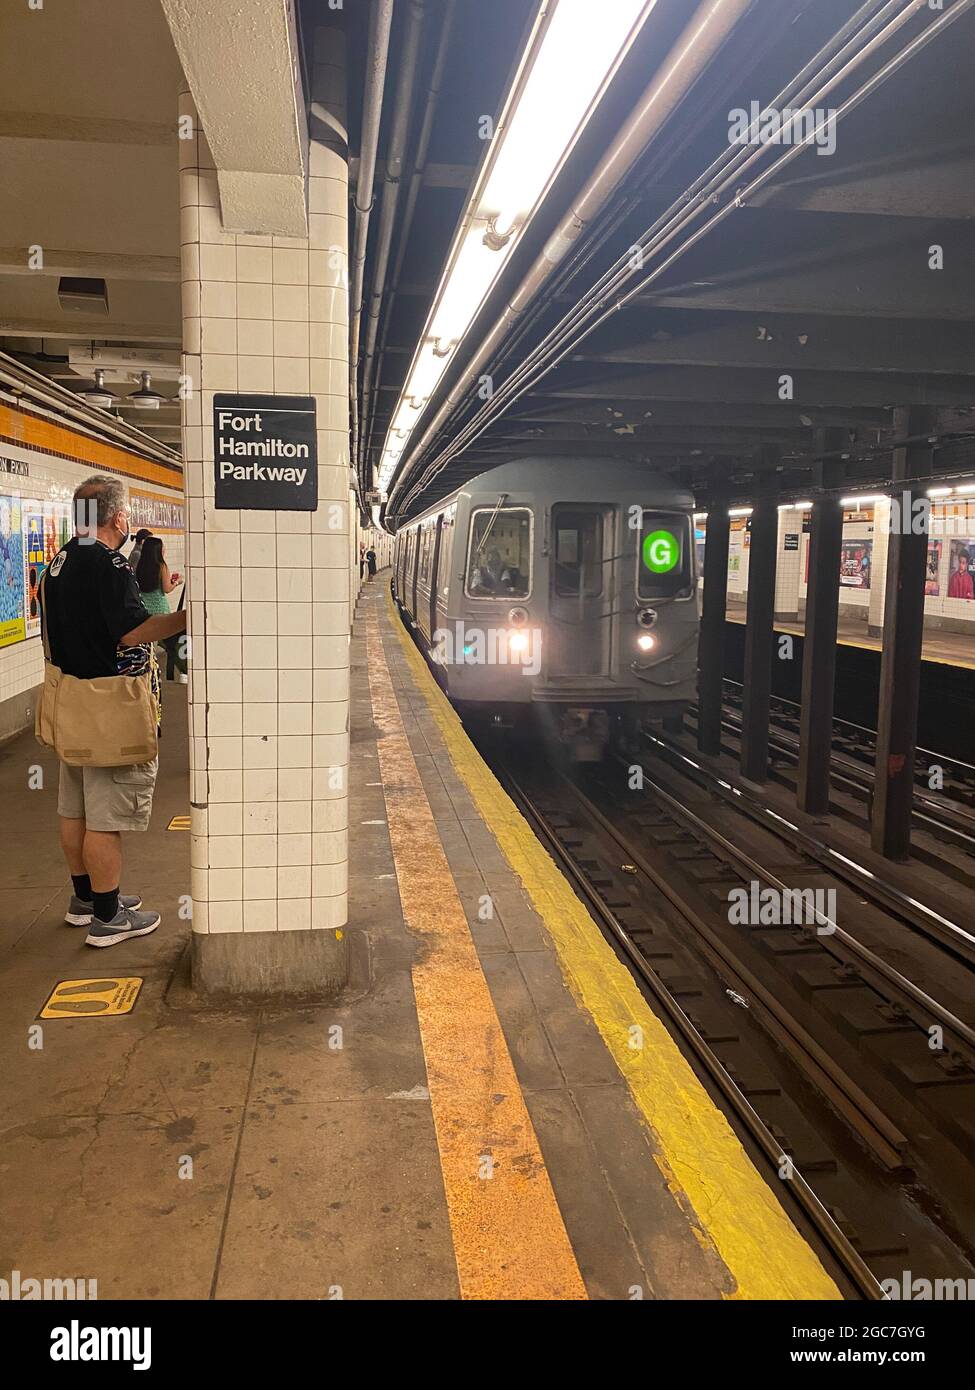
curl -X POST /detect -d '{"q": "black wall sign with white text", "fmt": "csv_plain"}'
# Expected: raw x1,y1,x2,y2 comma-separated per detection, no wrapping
213,393,317,510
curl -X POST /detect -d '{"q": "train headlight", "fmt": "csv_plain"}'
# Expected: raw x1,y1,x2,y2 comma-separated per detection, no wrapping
508,606,529,627
637,607,658,630
509,629,530,656
637,633,656,652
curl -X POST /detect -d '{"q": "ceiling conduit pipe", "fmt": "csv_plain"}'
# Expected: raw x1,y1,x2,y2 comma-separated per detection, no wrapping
387,0,755,516
358,0,427,477
0,354,180,467
350,0,395,467
364,0,456,481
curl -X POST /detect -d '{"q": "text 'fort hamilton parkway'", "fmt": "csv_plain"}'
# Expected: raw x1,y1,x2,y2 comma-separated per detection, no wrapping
212,393,318,510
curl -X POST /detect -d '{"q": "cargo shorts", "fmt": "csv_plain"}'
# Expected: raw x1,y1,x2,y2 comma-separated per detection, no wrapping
57,758,159,833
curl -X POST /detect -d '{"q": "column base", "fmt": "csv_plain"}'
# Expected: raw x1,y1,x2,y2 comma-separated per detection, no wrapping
192,927,349,998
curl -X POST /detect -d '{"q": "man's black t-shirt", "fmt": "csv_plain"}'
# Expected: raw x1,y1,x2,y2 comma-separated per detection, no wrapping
41,538,150,679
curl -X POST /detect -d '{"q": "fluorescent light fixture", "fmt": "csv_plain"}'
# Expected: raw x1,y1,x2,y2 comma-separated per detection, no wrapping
927,486,952,497
778,501,813,510
376,0,657,494
954,483,975,494
840,494,884,507
728,507,753,517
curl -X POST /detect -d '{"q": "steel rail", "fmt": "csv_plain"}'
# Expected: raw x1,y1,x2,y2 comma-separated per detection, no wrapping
500,763,884,1299
640,735,975,1024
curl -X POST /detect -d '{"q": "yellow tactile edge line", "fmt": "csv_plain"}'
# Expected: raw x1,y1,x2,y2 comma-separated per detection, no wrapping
366,610,587,1300
383,588,842,1301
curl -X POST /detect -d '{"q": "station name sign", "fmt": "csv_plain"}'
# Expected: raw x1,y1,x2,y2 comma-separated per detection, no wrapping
213,393,317,510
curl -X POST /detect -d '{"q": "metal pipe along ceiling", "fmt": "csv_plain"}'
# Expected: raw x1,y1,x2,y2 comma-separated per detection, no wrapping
364,0,457,482
358,0,427,475
350,0,395,456
385,0,756,517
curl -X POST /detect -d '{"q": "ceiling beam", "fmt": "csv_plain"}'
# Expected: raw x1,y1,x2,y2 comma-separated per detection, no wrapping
537,364,975,409
575,311,975,376
0,249,179,282
0,319,180,344
0,111,172,146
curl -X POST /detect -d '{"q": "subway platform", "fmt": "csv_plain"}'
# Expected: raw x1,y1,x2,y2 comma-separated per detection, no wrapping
0,578,841,1300
726,598,975,671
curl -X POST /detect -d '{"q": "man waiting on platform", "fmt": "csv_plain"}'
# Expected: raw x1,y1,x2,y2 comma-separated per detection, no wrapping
42,475,187,948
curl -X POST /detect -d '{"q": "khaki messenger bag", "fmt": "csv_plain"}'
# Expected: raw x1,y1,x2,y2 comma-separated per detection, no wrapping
35,566,158,768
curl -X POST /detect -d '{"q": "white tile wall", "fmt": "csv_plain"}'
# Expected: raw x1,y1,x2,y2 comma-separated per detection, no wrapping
179,82,350,939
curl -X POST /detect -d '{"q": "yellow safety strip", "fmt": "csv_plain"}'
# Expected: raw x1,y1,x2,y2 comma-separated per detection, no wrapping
383,589,842,1301
365,609,587,1301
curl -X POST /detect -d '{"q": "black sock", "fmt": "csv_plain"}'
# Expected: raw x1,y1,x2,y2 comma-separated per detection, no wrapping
92,888,120,923
71,873,93,903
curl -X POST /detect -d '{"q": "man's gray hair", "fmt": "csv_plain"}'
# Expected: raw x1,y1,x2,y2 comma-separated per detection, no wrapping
73,474,128,530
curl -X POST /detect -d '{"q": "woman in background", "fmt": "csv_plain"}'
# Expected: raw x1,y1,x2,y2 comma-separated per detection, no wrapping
129,527,152,573
136,537,185,677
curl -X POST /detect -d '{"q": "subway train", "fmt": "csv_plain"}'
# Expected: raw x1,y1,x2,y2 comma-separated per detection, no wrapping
392,456,700,759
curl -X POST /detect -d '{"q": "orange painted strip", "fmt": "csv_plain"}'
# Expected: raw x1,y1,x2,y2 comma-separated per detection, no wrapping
365,610,587,1301
0,403,182,490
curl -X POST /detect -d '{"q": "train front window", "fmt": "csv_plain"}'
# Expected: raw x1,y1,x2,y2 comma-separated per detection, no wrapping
554,511,603,597
465,507,531,598
638,511,692,598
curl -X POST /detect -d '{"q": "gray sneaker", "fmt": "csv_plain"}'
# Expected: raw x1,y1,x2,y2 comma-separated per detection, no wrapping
85,905,161,948
65,893,143,927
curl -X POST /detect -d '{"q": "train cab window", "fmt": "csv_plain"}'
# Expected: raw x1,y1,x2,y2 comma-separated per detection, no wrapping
465,506,531,598
637,511,693,598
554,511,603,597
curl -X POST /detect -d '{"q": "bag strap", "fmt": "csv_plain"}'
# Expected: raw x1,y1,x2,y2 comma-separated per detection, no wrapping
38,566,52,663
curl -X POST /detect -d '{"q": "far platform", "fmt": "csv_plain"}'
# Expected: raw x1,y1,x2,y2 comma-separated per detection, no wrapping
727,597,975,671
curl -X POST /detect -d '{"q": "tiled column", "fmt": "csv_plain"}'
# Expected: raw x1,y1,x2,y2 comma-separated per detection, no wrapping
774,506,803,619
178,44,351,995
868,498,891,636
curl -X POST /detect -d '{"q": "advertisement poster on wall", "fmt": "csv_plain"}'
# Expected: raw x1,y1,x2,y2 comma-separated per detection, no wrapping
24,499,71,639
25,507,44,638
947,538,975,600
840,538,873,589
925,539,943,596
0,495,27,647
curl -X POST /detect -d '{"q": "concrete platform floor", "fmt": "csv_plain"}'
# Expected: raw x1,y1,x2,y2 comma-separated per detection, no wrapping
0,577,837,1300
726,597,975,670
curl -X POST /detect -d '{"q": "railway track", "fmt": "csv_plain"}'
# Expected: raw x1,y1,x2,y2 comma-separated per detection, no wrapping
714,681,975,868
488,737,975,1301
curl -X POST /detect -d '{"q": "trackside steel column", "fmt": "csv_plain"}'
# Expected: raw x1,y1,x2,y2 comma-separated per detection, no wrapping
697,497,729,756
740,469,779,783
796,449,845,816
871,408,935,861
